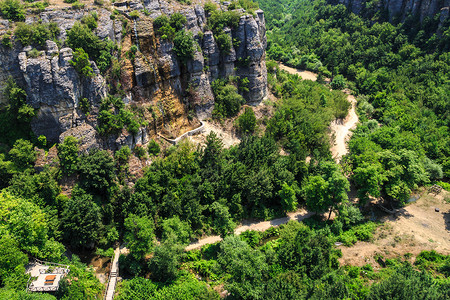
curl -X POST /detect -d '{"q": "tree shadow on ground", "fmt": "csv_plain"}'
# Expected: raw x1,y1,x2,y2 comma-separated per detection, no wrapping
443,211,450,231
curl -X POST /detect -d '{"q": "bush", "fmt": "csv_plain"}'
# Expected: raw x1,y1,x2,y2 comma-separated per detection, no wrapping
14,22,60,47
129,10,140,18
66,22,105,61
0,0,25,21
173,30,194,64
207,10,240,34
331,74,346,90
236,107,256,134
134,145,147,159
70,48,94,78
71,1,84,9
81,12,98,30
1,32,12,48
153,15,170,29
211,79,244,118
215,32,232,53
147,139,160,156
204,1,217,14
169,12,187,31
27,48,41,58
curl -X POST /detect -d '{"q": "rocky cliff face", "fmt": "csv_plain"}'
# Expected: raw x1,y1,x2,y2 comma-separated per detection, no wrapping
0,1,268,149
331,0,449,22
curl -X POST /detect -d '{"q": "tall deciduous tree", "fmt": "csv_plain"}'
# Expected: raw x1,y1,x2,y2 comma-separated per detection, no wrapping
124,214,154,259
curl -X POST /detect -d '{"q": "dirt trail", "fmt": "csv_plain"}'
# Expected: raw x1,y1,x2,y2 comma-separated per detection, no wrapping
278,64,319,81
278,64,358,163
188,121,240,148
330,92,358,162
340,191,450,267
185,209,313,251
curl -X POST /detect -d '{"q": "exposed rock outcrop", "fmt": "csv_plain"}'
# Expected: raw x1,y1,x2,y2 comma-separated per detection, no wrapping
18,42,107,142
0,1,268,149
331,0,450,22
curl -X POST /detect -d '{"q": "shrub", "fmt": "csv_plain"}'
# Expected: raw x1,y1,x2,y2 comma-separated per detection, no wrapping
215,32,232,53
27,48,41,58
71,1,84,9
14,22,60,47
207,10,240,34
1,32,12,48
153,15,170,29
331,74,346,90
134,145,146,159
0,0,25,21
129,10,140,18
81,12,98,30
70,48,94,78
204,1,217,14
211,79,244,118
236,107,256,134
147,139,160,156
66,22,104,61
63,0,77,3
169,12,187,31
173,30,194,64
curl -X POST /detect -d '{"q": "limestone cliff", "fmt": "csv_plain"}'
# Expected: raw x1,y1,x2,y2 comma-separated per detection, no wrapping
0,0,267,149
330,0,449,22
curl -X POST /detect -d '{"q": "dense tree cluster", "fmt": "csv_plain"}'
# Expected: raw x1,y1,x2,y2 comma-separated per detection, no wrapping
260,0,449,205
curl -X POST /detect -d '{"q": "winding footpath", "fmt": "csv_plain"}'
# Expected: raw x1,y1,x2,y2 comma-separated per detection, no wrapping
186,209,314,251
184,64,358,251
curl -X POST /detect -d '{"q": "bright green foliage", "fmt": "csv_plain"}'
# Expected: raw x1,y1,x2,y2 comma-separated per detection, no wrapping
169,12,187,31
277,223,335,279
207,9,240,34
78,149,116,194
124,214,155,259
116,274,219,300
0,289,56,299
0,234,28,285
115,146,132,164
236,107,257,134
57,256,103,299
9,139,36,171
81,12,99,30
215,32,232,53
14,22,59,46
0,0,25,21
149,240,183,282
368,263,447,299
211,79,244,119
4,77,34,124
66,22,105,61
0,191,59,258
302,161,349,218
70,48,94,78
331,74,346,90
173,30,194,64
8,166,61,207
58,136,79,175
278,182,298,212
217,235,268,298
61,189,102,248
210,201,236,238
97,95,143,136
147,139,160,156
161,216,192,245
203,1,217,14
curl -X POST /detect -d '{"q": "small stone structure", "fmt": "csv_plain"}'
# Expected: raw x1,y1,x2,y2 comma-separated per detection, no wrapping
26,259,70,292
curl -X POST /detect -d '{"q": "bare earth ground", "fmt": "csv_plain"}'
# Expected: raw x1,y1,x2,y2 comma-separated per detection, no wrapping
185,209,313,251
278,63,320,82
340,190,450,267
329,91,358,162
